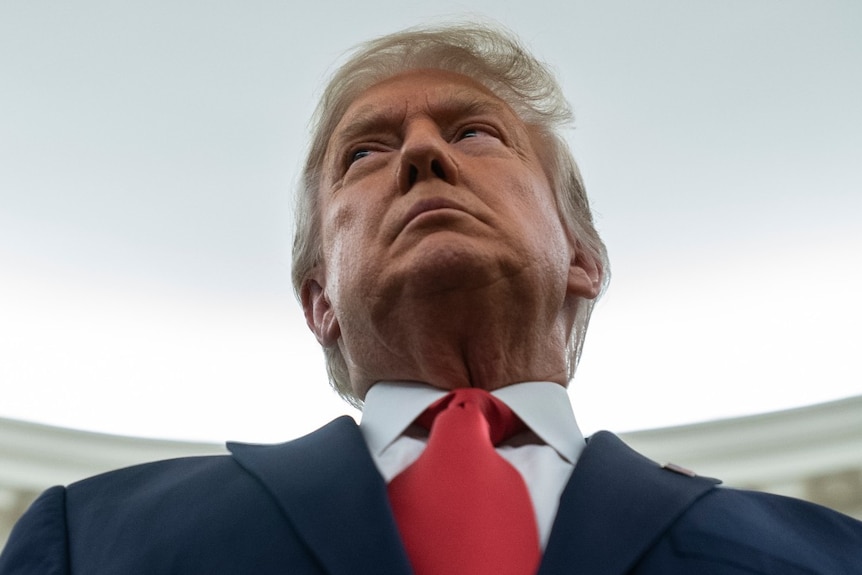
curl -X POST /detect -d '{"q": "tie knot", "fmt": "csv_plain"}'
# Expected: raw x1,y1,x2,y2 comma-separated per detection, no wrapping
417,388,525,445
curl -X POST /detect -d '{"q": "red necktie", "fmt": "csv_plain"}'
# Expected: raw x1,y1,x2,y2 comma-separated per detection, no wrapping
388,388,541,575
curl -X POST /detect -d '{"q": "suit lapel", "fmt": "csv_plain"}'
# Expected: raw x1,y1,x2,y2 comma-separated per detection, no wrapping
227,416,412,575
227,422,717,575
539,431,720,575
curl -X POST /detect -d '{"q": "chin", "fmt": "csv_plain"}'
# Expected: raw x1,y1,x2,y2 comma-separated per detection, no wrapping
395,236,506,296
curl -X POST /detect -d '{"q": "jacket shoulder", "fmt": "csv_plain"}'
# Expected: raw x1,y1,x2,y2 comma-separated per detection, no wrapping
640,486,862,574
0,486,70,574
63,425,353,575
69,452,237,499
1,418,387,575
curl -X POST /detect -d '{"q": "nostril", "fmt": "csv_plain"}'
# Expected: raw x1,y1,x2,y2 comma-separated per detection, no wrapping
408,165,418,186
431,160,445,180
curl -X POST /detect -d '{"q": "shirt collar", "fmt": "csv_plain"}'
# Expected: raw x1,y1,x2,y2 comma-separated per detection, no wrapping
360,381,447,458
360,381,585,465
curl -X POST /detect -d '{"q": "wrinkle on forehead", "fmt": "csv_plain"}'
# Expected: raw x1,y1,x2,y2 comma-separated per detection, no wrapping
332,90,512,150
327,70,519,149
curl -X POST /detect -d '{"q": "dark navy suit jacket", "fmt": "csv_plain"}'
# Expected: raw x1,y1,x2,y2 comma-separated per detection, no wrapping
2,417,861,574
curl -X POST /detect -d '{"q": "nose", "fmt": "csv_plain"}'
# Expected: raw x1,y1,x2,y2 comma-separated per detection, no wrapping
397,121,459,193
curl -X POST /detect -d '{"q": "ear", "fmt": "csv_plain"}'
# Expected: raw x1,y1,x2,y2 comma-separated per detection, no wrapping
567,243,603,300
300,275,341,347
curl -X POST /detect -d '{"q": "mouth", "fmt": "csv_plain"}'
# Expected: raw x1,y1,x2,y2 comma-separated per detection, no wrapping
401,198,469,231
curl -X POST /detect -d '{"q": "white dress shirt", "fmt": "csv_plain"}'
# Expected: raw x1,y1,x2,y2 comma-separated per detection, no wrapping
360,381,586,549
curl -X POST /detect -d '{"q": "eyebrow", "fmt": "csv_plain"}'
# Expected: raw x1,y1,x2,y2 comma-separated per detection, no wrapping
330,91,512,153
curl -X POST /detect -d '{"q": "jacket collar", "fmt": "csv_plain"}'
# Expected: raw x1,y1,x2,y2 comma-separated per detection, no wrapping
227,419,719,575
539,431,720,575
227,416,412,575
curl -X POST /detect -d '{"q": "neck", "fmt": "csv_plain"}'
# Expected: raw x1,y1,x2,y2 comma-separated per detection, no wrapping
340,288,573,399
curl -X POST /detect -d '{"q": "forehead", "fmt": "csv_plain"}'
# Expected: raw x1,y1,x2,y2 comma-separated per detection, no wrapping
331,69,521,139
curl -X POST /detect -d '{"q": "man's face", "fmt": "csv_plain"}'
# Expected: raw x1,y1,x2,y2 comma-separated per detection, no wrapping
304,69,578,353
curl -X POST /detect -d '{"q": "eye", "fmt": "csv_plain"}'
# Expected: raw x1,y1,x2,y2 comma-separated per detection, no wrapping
350,149,372,164
456,126,498,141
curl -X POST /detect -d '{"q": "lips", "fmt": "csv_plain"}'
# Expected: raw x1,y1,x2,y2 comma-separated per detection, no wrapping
401,198,469,231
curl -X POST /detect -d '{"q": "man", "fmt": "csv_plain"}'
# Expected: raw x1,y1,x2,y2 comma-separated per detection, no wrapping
2,23,861,575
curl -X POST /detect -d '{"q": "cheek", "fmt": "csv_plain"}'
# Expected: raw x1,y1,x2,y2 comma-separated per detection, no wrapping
512,170,561,223
320,202,381,291
520,178,571,258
